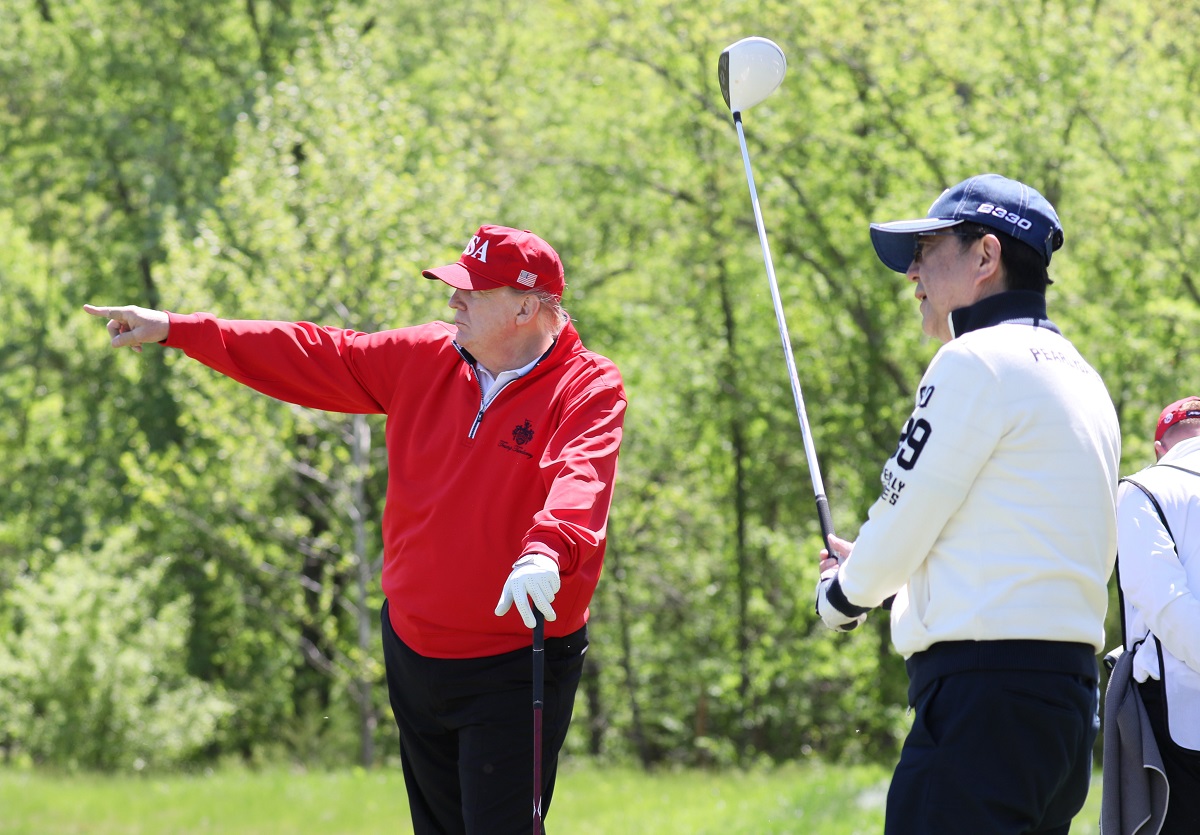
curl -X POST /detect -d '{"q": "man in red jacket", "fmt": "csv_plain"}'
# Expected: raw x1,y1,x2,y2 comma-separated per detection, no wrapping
85,224,626,835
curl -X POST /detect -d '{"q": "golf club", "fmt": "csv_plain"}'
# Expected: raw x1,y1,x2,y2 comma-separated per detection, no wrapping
532,609,545,835
719,37,837,561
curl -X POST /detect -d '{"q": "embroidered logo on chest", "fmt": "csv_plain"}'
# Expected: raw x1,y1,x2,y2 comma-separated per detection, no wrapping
497,419,536,459
512,420,534,447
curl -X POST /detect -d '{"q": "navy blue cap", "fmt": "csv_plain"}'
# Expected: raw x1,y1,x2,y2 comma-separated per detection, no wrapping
868,174,1065,273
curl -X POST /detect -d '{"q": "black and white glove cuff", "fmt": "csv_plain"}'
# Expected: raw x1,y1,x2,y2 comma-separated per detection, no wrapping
816,576,870,632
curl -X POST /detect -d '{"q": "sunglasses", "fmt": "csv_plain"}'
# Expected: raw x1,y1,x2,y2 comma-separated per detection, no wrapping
911,230,985,265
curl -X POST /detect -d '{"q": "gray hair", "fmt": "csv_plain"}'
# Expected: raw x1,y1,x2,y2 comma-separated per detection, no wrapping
520,287,569,333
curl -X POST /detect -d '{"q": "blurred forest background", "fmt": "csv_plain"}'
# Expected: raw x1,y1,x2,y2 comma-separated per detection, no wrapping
2,0,1198,774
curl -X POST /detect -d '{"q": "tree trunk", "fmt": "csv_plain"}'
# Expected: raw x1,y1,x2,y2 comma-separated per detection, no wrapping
582,654,605,756
608,538,651,766
351,414,377,768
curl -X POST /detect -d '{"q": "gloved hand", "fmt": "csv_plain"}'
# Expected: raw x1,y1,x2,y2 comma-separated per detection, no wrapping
815,569,868,632
495,553,560,629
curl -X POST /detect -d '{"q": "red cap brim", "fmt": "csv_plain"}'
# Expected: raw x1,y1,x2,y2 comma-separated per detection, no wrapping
422,263,506,291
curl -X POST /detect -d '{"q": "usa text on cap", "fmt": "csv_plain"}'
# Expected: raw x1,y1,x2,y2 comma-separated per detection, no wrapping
423,225,565,299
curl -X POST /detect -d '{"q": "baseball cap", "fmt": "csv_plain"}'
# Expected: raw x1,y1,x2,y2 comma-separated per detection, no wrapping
1155,396,1200,442
869,174,1065,273
423,225,565,299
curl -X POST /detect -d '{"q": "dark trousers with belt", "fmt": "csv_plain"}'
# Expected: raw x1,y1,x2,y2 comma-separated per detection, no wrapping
1138,676,1200,835
885,640,1099,835
380,601,587,835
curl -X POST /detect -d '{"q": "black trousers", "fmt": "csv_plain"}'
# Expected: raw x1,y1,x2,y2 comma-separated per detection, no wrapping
1138,676,1200,835
380,601,587,835
886,644,1099,835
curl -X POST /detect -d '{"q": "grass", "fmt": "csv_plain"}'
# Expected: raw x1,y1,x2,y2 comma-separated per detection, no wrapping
0,761,1103,834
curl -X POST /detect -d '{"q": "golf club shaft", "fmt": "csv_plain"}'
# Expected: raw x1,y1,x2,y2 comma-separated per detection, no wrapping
532,610,545,835
733,112,836,552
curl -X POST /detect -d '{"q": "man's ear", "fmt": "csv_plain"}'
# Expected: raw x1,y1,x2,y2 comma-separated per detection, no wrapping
975,234,1004,289
514,293,541,325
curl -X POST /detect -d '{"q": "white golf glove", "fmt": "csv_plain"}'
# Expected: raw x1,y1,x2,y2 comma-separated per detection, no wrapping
495,553,560,629
815,568,868,632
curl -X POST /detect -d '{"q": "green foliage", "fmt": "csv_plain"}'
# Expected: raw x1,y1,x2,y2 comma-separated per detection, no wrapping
0,534,232,771
4,0,1200,772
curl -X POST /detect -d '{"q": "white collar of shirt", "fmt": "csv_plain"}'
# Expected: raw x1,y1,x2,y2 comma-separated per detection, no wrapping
477,355,541,408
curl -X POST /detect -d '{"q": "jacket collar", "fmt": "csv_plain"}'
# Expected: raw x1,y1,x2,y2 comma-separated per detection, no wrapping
455,320,580,372
948,290,1060,339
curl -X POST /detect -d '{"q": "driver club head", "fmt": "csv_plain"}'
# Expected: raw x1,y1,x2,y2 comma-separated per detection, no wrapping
718,36,787,115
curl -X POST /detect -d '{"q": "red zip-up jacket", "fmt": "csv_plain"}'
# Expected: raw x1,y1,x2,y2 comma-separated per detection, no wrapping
165,313,626,658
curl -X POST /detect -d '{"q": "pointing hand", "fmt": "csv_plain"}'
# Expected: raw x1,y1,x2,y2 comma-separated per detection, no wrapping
83,304,170,352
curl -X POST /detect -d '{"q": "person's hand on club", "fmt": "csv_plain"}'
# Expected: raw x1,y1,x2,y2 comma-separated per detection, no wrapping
815,534,867,631
83,304,170,353
819,533,855,578
495,553,560,629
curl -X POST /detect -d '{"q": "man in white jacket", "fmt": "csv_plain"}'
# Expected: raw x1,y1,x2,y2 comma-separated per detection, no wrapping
1115,396,1200,833
814,174,1121,834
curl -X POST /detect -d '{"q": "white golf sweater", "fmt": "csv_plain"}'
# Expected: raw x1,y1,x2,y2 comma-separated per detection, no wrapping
1117,435,1200,749
832,292,1121,658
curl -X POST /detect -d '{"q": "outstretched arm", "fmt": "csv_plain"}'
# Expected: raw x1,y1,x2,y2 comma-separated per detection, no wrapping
83,304,169,352
86,307,392,415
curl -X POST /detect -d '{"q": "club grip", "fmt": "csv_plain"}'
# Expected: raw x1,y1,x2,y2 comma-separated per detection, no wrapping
814,492,835,556
532,609,545,835
532,610,545,710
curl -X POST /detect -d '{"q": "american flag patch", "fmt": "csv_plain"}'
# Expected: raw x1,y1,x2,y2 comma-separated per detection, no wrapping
517,270,538,287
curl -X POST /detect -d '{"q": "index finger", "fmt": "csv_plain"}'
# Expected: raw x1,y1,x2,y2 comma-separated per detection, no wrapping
83,304,119,319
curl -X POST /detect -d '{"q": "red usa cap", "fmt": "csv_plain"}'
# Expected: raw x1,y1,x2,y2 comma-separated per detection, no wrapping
422,225,565,299
1155,396,1200,442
